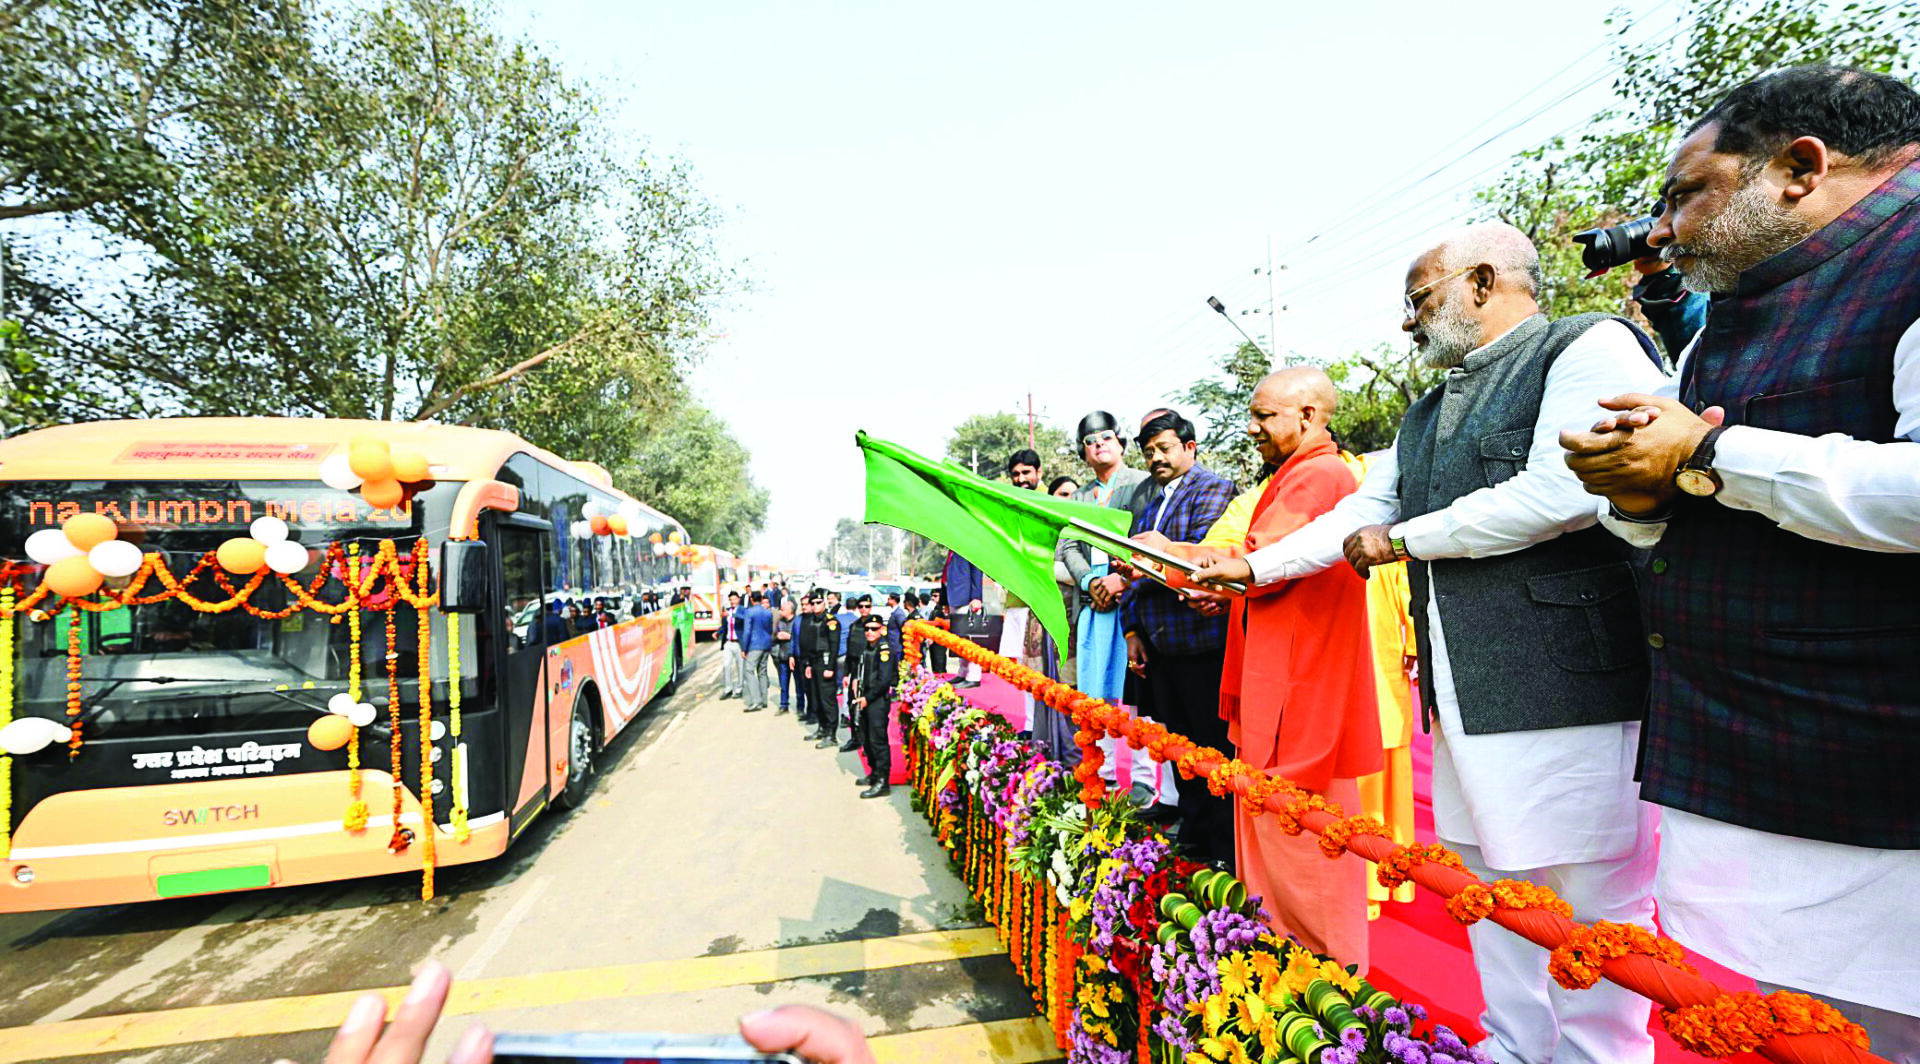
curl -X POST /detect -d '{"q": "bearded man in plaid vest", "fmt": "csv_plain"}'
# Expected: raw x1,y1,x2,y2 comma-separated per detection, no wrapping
1564,66,1920,1054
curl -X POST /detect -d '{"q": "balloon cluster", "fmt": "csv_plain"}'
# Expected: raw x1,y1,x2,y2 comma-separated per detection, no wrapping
217,516,314,576
571,498,646,539
648,529,690,560
306,691,380,751
318,435,430,509
24,513,145,598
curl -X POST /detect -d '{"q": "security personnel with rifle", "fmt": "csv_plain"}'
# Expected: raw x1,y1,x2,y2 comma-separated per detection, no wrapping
807,595,843,748
851,613,898,798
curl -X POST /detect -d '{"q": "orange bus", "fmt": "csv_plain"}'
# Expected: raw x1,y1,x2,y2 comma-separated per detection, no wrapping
683,545,743,639
0,418,694,912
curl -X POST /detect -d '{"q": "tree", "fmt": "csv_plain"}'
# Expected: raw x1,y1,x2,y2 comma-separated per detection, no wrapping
617,403,768,554
944,411,1084,482
1171,340,1269,485
4,0,735,478
1474,0,1919,348
1317,344,1442,455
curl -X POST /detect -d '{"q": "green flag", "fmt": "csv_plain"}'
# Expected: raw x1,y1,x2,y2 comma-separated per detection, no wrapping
857,431,1133,664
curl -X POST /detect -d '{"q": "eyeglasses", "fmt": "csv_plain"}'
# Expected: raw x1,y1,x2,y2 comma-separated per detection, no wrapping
1402,265,1478,321
1081,429,1118,450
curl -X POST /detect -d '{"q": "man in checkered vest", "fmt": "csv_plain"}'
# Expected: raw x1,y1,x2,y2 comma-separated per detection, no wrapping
1565,65,1920,1055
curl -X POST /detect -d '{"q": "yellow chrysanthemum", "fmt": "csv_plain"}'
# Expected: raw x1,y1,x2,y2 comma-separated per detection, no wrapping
1201,994,1232,1036
1198,1037,1230,1061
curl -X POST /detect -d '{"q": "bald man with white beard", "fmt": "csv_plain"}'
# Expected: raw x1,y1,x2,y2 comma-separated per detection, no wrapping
1194,223,1669,1064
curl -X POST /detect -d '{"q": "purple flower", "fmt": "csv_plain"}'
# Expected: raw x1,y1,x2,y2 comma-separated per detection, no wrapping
1431,1055,1458,1064
1408,1004,1428,1022
1394,1043,1430,1064
1341,1027,1367,1051
1383,1006,1410,1029
1325,1049,1358,1064
1431,1025,1467,1054
1354,1004,1378,1023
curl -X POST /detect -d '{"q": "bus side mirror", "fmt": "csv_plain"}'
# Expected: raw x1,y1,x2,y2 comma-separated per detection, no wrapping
439,540,488,613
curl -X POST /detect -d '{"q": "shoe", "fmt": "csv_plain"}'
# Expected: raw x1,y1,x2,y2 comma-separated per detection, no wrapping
854,774,876,786
805,730,827,742
838,739,860,753
859,783,891,799
953,678,981,688
814,737,839,749
744,704,763,713
776,706,790,715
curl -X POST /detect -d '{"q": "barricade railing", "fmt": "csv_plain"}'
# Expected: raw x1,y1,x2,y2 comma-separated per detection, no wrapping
902,620,1886,1064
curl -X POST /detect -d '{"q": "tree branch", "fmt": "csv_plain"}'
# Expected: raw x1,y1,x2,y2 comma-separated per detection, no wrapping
409,322,601,422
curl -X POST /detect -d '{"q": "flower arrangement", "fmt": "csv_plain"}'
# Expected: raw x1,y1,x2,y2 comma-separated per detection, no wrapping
897,655,1468,1064
901,621,1880,1064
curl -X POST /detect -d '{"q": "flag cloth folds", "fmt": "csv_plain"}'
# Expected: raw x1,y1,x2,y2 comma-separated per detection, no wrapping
857,431,1133,663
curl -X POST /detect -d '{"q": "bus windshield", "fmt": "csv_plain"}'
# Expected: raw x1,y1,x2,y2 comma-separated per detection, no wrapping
0,479,476,740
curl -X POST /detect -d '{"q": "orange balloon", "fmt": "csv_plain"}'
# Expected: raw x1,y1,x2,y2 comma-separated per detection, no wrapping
217,537,268,574
62,512,118,551
360,478,404,509
307,714,354,752
390,446,429,482
608,515,629,536
590,515,611,536
347,437,393,481
43,555,104,598
648,532,663,544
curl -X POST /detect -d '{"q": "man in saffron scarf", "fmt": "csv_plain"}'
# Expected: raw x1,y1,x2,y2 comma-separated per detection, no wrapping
1186,368,1381,967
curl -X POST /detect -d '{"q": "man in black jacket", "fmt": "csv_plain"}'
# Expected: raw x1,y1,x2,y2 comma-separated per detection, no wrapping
851,615,897,798
807,597,843,748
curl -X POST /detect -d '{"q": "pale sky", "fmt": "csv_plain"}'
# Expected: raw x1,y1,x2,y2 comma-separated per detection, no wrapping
502,0,1682,570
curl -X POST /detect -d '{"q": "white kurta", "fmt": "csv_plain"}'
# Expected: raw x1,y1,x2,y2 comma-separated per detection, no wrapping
1246,319,1668,870
1602,317,1920,1014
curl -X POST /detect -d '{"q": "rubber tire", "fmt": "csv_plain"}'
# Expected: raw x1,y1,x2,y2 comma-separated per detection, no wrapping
556,695,596,810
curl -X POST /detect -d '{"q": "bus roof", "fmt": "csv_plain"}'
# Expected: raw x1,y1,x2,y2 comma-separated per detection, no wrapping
0,417,612,494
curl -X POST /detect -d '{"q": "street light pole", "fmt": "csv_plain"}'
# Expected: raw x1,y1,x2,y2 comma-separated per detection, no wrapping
1206,296,1270,360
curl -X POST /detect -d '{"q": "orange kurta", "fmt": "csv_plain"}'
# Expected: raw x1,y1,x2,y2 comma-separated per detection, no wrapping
1220,427,1381,970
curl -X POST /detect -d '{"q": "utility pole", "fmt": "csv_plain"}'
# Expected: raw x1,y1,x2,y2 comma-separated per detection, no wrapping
1025,391,1036,450
1267,234,1279,363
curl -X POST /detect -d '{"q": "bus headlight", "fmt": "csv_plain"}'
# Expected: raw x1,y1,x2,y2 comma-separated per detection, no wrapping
12,865,33,885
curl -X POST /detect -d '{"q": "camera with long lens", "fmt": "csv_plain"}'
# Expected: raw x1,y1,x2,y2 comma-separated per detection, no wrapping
1572,214,1659,276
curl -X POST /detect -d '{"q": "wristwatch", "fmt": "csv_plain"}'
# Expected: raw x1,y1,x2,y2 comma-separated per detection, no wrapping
1675,425,1727,497
1389,534,1411,562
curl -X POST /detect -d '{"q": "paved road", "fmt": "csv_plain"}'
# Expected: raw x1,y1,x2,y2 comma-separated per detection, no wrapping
0,646,1054,1064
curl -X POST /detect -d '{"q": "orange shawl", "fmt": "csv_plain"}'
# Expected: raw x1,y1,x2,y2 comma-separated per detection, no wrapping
1217,427,1382,791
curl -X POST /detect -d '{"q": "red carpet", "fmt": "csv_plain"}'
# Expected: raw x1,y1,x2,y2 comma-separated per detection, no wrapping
957,671,1771,1064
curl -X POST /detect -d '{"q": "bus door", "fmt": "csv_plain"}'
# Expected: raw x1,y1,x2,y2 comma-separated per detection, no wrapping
492,514,553,834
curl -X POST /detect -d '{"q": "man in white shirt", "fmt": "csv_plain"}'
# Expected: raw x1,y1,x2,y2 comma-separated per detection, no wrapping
1194,223,1667,1064
1561,66,1920,1058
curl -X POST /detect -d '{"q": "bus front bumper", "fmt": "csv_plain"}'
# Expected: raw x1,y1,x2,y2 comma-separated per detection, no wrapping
0,771,505,913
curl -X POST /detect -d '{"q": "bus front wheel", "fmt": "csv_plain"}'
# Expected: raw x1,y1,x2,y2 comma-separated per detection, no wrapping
661,639,683,697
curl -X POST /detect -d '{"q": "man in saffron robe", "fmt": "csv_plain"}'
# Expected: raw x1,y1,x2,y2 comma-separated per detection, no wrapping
1193,368,1382,968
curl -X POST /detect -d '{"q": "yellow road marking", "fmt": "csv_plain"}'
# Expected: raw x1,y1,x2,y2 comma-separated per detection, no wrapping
869,1017,1059,1064
0,927,1007,1063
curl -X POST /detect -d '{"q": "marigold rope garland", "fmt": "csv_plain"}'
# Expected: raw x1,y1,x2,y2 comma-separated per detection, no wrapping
0,586,14,857
903,620,1885,1064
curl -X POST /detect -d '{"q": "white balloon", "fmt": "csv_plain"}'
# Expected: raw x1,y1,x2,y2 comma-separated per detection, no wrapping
0,716,73,756
328,692,358,715
25,529,82,565
580,500,603,518
429,719,447,741
617,500,643,521
349,703,378,727
249,516,290,545
318,452,362,491
88,539,144,578
264,540,311,575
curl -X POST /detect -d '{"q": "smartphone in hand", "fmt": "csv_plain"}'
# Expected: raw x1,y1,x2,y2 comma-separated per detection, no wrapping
493,1032,805,1064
